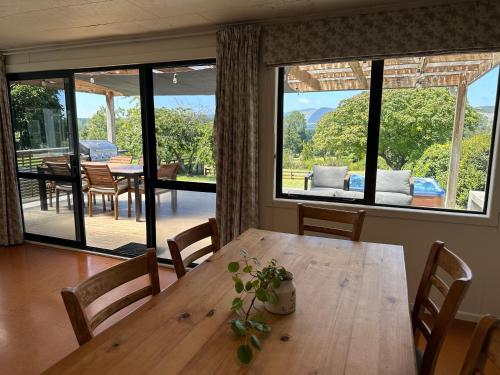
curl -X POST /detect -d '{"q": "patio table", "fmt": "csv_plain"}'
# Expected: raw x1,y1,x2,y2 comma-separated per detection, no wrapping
38,162,149,222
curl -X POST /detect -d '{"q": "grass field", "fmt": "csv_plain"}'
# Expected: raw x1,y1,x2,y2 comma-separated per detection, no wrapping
177,175,216,183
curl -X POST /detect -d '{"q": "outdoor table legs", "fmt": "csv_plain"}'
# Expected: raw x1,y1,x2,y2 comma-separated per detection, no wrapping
134,175,141,222
38,178,48,211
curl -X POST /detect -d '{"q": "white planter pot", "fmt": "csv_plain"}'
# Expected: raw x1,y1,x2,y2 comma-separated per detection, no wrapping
264,278,296,315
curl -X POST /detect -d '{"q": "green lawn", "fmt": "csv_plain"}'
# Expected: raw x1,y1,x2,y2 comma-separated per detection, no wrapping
177,175,216,183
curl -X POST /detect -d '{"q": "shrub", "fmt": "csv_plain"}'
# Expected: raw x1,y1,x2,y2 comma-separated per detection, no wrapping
413,134,491,208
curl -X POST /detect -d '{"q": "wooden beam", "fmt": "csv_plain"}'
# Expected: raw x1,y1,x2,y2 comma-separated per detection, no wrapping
445,77,467,209
74,79,122,96
105,92,116,144
288,67,322,91
348,61,369,89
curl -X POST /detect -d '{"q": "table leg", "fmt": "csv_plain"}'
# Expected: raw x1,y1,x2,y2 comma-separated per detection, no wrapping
134,175,141,222
38,179,48,211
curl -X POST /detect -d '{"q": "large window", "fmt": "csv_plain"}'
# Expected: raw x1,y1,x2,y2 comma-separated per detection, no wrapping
277,52,500,213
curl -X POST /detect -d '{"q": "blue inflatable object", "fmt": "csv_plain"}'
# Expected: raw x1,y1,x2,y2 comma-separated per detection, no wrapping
348,174,445,196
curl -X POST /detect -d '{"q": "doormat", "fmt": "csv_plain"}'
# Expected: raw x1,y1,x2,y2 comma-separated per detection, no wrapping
112,242,148,257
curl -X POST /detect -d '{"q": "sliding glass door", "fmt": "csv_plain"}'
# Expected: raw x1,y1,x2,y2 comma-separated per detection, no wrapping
150,62,217,261
74,68,146,254
9,75,84,244
8,59,217,262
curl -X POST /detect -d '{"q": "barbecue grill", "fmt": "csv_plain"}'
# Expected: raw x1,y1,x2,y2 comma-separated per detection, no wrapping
79,140,118,161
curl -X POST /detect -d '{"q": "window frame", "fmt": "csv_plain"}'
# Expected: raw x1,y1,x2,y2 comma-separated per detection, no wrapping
275,54,500,215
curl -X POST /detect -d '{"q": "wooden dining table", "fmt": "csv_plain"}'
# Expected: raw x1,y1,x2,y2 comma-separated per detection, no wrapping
45,229,416,374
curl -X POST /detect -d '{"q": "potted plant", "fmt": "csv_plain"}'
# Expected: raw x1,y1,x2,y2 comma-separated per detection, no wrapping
227,249,295,364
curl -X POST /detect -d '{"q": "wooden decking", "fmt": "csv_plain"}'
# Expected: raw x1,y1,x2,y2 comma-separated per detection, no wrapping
22,190,215,259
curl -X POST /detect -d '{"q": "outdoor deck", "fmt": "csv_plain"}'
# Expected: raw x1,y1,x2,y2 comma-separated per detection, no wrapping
22,190,216,260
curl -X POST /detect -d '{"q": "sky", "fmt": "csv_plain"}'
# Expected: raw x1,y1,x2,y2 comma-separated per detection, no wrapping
74,66,499,119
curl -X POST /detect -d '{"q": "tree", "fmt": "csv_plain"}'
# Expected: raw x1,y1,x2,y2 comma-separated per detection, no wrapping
413,134,491,208
79,107,107,141
10,83,65,150
283,111,307,155
313,88,482,170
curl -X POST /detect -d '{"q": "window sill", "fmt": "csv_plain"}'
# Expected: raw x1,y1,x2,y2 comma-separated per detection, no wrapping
271,196,499,228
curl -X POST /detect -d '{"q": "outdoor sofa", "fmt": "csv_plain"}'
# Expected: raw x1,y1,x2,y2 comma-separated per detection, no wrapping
301,166,414,205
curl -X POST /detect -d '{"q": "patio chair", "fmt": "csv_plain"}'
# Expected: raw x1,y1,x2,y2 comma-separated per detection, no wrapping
43,155,70,207
139,163,179,211
304,165,350,194
109,155,133,164
82,163,131,220
46,161,89,214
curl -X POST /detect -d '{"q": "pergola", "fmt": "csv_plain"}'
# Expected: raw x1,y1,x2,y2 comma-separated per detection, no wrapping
285,53,500,208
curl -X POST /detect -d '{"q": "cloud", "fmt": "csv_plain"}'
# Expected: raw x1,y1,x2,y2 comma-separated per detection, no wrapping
297,97,311,104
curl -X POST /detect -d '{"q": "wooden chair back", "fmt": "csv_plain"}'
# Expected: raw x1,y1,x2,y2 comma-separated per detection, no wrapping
109,155,133,164
412,241,473,375
158,163,179,180
61,249,160,346
460,315,500,375
167,218,220,278
82,164,116,190
297,203,366,241
46,161,71,176
43,155,70,164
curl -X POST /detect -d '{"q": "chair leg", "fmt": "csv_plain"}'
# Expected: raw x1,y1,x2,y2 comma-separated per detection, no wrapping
56,190,60,214
89,192,93,217
103,194,106,212
67,193,71,210
114,195,119,220
110,197,114,210
128,189,131,217
49,187,53,208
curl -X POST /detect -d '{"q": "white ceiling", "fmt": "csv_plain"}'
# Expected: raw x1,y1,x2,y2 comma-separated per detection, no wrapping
0,0,461,51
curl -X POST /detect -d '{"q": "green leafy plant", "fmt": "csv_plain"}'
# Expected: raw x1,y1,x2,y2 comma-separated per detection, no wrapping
227,249,289,364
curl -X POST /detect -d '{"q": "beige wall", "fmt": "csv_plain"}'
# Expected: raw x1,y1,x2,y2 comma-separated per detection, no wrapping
5,31,500,321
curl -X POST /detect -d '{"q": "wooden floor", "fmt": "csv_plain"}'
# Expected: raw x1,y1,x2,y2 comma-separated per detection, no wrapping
0,243,478,374
22,189,215,259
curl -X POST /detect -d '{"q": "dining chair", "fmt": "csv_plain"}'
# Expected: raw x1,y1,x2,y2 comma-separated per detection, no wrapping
109,155,133,164
167,218,220,278
82,163,131,220
46,161,89,213
139,163,179,210
61,249,160,346
460,315,499,375
412,241,473,375
297,203,366,240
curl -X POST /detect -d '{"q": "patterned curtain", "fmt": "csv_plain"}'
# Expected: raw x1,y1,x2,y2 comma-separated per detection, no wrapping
215,25,261,245
262,1,500,66
0,55,23,246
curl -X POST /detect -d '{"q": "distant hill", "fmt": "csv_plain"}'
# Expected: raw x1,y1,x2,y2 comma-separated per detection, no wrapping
475,106,496,126
284,107,335,131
